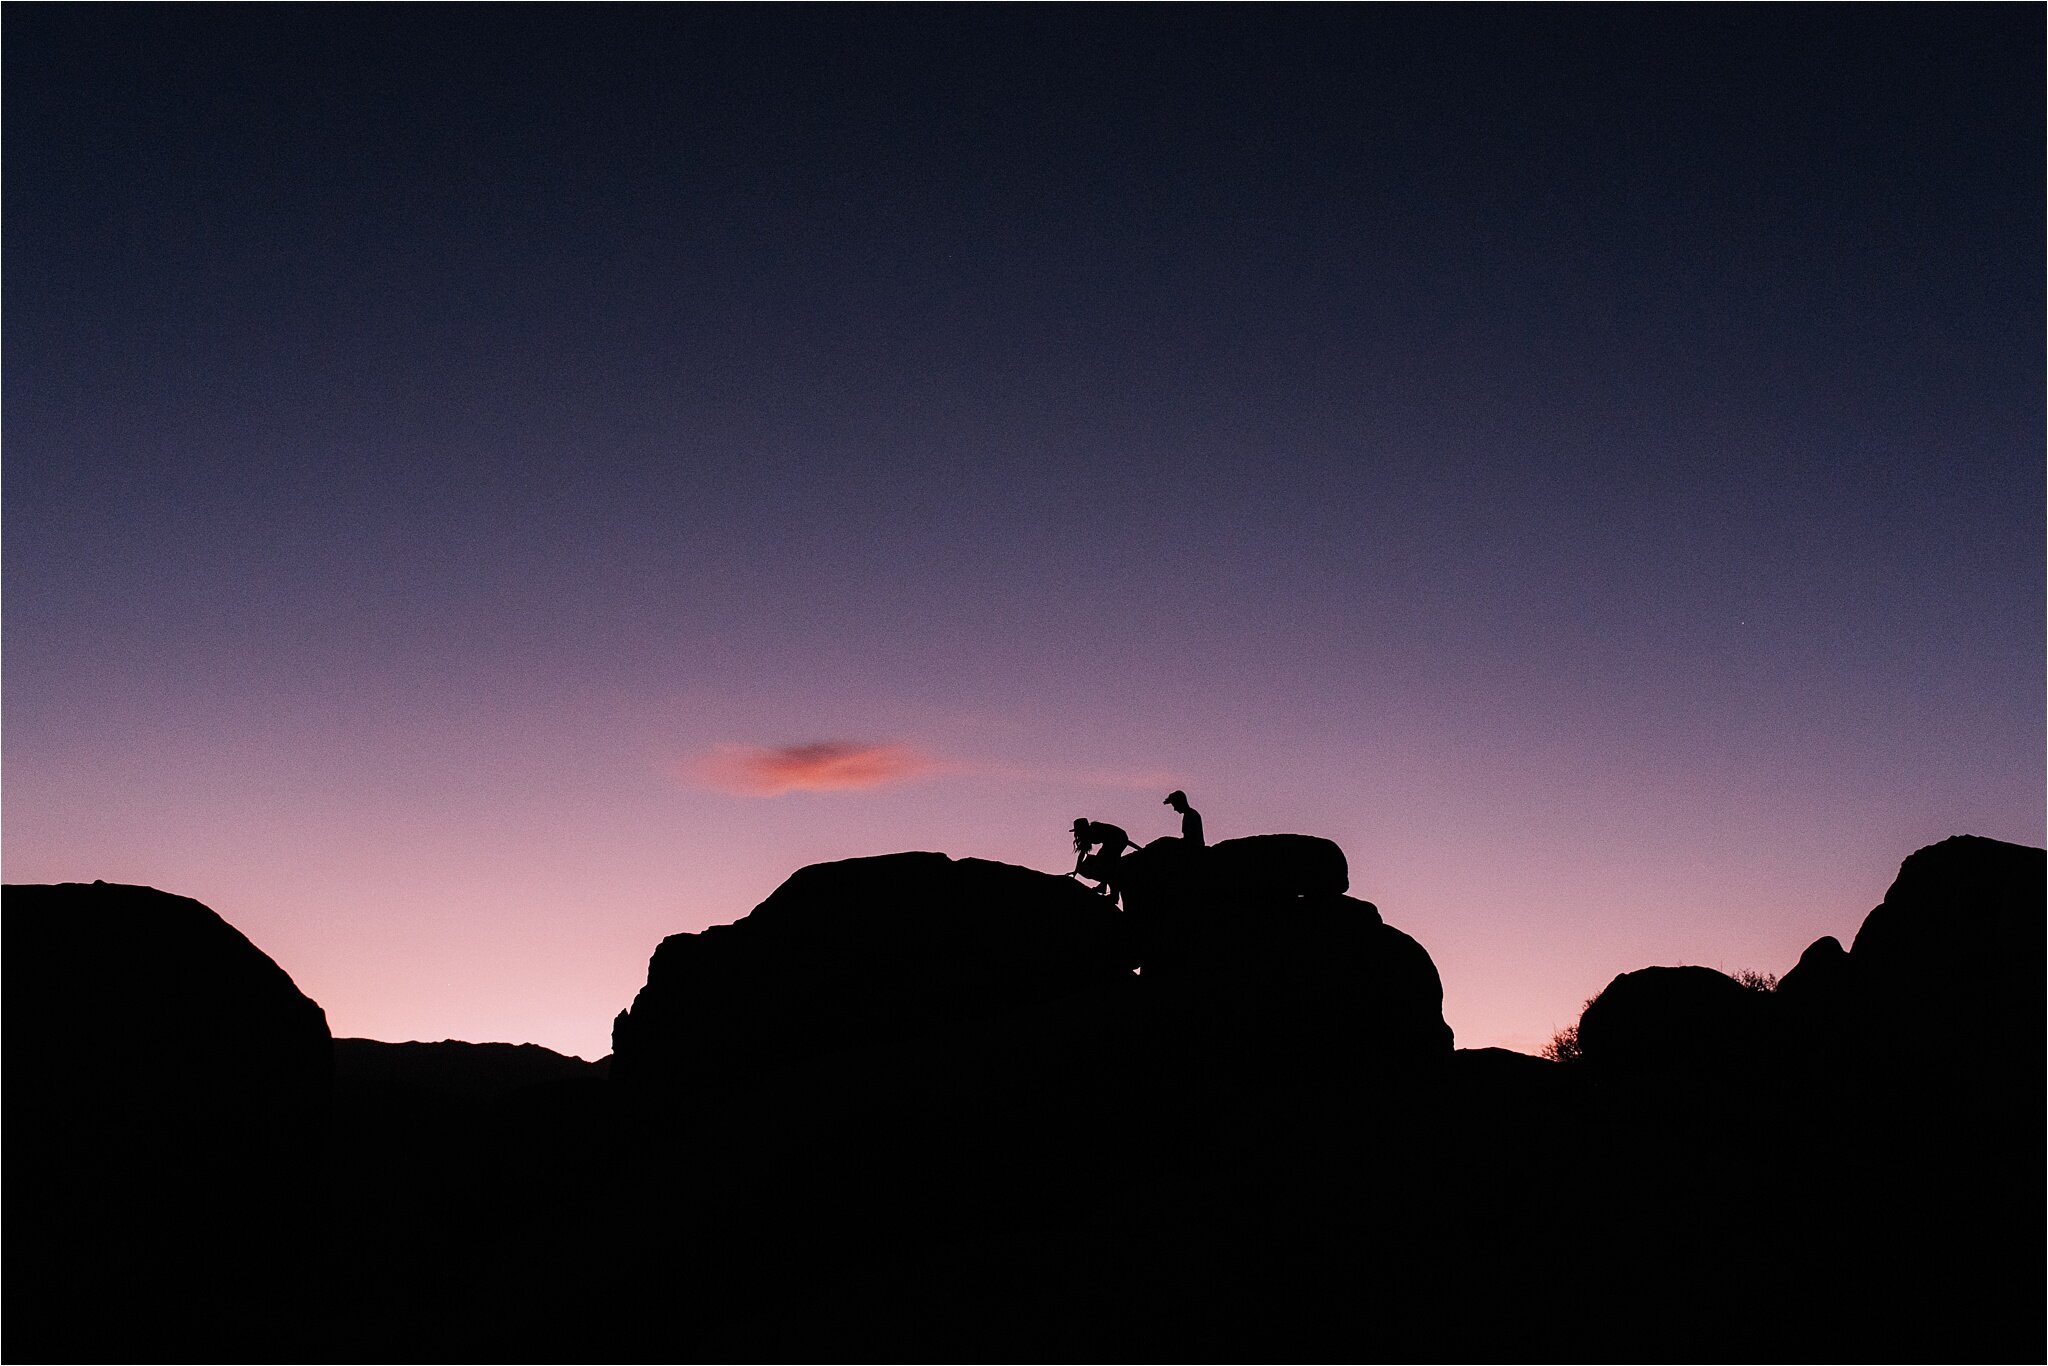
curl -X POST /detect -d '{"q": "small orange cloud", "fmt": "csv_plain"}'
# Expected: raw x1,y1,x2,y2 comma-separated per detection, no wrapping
689,741,942,796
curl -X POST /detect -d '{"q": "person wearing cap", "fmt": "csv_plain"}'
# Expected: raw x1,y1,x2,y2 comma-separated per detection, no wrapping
1163,790,1205,847
1070,817,1132,898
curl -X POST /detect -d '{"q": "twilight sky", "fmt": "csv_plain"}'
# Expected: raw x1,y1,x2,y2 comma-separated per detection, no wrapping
7,7,2041,1062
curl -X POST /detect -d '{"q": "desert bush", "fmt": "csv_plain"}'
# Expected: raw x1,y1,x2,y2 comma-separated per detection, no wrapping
1542,996,1598,1063
1542,1022,1583,1064
1731,968,1778,993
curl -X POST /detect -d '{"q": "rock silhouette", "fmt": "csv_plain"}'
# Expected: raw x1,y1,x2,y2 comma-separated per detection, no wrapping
1204,831,1349,897
1113,831,1451,1067
1576,963,1772,1080
324,1038,616,1361
1847,833,2044,1084
334,1036,606,1101
4,832,2040,1362
1577,834,2046,1105
6,881,333,1361
1555,834,2045,1363
611,851,1139,1091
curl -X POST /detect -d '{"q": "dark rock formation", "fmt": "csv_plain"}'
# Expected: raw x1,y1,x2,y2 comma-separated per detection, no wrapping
323,1037,615,1361
1763,835,2045,1111
611,851,1138,1091
1854,833,2043,961
1122,830,1349,912
1848,833,2044,1083
1120,833,1451,1064
1204,832,1350,897
615,839,1453,1104
1147,890,1454,1068
1554,836,2047,1364
1575,964,1771,1080
1775,932,1850,1000
334,1037,603,1104
1773,933,1857,1077
4,881,333,1361
6,881,333,1107
1789,836,2046,1363
10,833,2039,1362
595,836,1459,1358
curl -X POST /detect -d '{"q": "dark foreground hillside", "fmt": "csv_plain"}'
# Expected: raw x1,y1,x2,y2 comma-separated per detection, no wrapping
5,834,2042,1362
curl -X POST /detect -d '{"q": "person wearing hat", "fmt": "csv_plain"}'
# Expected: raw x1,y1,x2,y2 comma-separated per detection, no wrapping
1070,817,1132,898
1163,790,1205,847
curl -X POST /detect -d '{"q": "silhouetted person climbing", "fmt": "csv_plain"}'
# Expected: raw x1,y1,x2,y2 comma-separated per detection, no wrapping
1163,790,1205,847
1070,818,1131,899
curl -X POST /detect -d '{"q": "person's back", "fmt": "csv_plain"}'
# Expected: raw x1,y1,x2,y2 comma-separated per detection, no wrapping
1163,791,1204,847
1086,820,1130,857
1071,818,1131,897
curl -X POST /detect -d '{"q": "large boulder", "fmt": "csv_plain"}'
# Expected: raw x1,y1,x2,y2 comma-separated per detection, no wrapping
611,852,1137,1092
1207,833,1350,898
1782,838,2046,1363
1121,833,1349,914
1848,834,2044,1077
1121,832,1451,1067
1768,836,2044,1101
1575,965,1771,1081
4,881,332,1359
5,881,333,1109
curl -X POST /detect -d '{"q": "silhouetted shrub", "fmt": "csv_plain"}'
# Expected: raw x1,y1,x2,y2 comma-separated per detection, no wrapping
1542,998,1597,1063
1731,969,1778,993
1541,1024,1582,1064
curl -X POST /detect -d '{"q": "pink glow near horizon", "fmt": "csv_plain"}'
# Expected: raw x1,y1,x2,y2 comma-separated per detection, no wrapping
7,684,2036,1063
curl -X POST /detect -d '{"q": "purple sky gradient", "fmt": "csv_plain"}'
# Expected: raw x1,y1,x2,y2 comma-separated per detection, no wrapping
6,8,2041,1060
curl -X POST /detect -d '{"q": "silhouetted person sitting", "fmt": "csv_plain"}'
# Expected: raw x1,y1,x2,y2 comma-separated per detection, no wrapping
1163,790,1205,847
1070,818,1131,899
